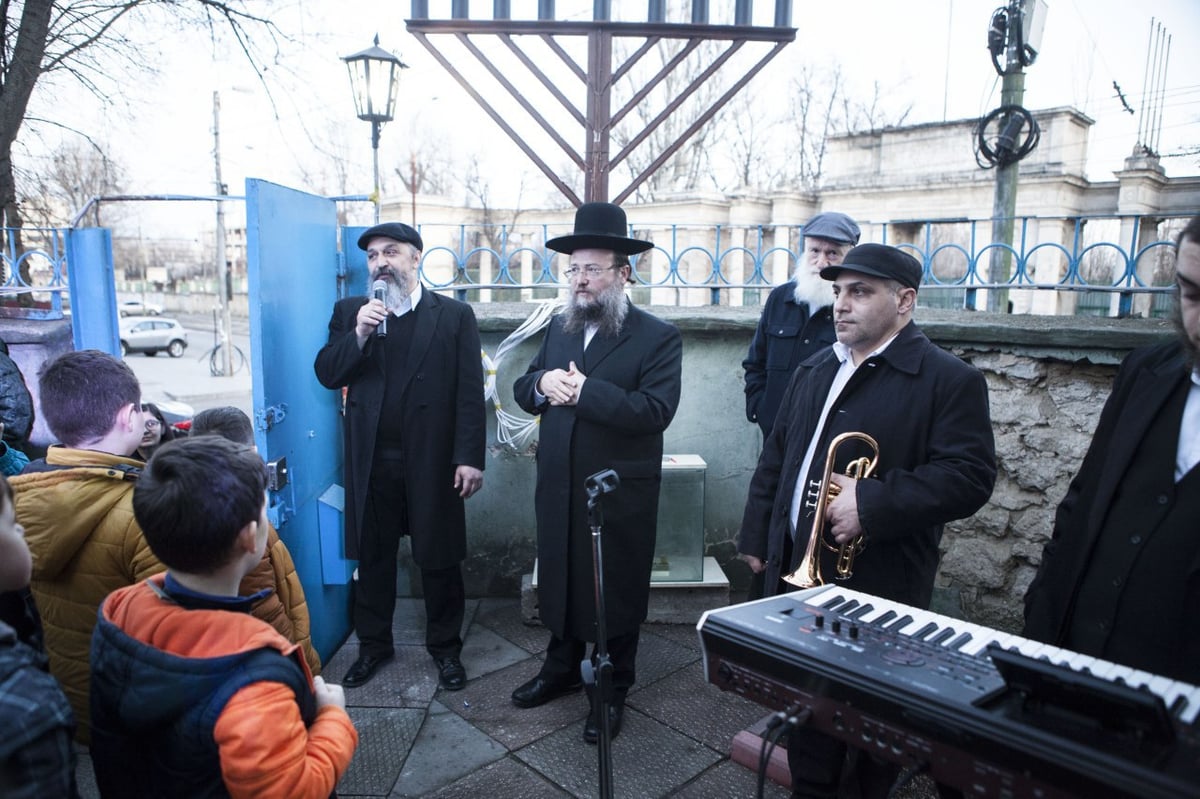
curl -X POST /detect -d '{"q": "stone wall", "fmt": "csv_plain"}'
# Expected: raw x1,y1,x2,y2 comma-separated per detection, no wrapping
466,302,1175,634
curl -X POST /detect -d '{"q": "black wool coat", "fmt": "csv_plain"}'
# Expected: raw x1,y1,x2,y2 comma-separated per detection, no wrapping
314,291,486,568
514,303,682,641
1023,340,1200,682
739,321,997,609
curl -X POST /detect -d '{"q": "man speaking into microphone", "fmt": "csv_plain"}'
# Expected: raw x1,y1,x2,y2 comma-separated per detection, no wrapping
315,221,485,691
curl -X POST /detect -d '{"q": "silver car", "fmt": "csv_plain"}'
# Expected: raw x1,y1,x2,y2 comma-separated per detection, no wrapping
119,299,163,316
120,316,188,358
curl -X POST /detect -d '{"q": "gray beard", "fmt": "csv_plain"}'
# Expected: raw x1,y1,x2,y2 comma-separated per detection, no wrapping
561,283,628,338
376,274,411,313
791,267,833,310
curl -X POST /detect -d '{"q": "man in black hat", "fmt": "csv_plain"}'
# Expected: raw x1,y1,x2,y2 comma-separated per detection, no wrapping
314,222,485,691
511,202,682,745
743,211,861,440
737,243,996,798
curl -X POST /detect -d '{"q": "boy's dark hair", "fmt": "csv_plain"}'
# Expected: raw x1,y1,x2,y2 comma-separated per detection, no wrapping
37,350,139,447
190,406,254,446
132,437,267,574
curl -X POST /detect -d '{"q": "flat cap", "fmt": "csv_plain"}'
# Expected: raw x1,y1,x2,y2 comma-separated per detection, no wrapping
820,243,923,289
802,212,861,245
357,222,423,252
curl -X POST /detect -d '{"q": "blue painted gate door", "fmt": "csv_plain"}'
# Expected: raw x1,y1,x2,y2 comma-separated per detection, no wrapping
244,179,367,662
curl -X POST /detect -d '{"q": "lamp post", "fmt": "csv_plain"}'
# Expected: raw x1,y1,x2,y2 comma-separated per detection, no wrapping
343,35,407,223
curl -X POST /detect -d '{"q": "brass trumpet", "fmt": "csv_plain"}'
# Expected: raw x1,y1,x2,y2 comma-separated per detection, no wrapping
782,431,880,588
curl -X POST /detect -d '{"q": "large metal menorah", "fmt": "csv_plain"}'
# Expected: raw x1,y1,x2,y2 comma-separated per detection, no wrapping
407,0,795,205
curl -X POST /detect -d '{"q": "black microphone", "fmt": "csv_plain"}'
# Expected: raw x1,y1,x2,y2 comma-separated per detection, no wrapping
371,280,388,338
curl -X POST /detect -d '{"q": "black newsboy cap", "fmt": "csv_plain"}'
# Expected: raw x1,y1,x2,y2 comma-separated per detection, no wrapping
820,243,923,289
357,222,423,253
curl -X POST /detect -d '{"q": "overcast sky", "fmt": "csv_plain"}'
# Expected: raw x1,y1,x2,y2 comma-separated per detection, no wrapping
24,0,1199,234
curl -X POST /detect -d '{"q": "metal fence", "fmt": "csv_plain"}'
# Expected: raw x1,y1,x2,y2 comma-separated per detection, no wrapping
2,213,1192,321
416,213,1189,318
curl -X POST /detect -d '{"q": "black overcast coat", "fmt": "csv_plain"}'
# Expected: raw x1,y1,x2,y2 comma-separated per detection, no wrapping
1023,340,1200,682
514,303,682,641
314,291,485,568
739,321,996,609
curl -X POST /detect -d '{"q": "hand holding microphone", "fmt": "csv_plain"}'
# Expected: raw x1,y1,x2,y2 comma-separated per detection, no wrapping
372,280,388,338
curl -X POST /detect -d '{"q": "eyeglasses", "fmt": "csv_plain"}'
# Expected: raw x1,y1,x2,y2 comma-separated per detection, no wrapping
562,265,618,280
144,419,161,430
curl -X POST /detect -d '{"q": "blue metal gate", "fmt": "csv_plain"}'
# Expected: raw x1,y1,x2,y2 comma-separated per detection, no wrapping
244,179,362,662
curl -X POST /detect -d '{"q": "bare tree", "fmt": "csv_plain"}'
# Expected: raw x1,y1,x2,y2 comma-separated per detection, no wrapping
20,138,125,229
1,1,282,239
609,37,729,202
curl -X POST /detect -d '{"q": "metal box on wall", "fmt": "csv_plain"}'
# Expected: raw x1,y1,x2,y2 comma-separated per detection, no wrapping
653,454,706,583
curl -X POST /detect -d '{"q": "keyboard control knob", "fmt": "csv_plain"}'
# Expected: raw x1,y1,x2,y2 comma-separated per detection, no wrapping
831,618,842,634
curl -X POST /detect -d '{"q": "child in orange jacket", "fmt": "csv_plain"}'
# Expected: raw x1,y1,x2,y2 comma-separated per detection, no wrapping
89,437,357,799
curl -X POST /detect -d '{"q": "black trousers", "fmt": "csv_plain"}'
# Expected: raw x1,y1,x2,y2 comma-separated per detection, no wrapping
538,630,640,702
354,453,464,661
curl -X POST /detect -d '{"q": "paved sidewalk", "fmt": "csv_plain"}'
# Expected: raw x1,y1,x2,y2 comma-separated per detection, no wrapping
75,597,791,798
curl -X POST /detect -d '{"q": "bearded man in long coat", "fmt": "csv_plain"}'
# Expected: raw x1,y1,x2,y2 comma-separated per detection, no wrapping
511,202,682,745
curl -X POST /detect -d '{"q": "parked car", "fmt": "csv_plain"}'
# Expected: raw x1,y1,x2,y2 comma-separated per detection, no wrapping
119,299,163,316
120,316,188,358
149,397,195,435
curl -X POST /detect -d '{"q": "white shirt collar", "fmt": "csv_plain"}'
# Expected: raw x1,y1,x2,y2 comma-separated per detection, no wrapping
393,282,422,317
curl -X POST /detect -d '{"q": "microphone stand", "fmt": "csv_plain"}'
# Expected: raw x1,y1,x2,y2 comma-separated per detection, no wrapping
581,468,619,799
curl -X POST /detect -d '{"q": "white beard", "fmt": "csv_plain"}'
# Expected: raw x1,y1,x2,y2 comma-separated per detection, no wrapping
792,267,832,310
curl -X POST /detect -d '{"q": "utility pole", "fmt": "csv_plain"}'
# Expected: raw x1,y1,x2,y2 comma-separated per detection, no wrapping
213,91,233,377
983,0,1046,313
988,69,1024,313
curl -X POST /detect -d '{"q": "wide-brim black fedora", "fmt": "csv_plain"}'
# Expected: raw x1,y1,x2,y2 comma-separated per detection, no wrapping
545,202,653,255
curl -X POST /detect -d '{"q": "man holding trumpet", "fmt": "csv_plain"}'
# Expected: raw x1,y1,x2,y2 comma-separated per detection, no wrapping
737,243,997,799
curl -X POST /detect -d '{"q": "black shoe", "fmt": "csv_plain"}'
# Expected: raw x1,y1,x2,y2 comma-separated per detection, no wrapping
583,702,624,744
435,656,467,691
342,652,392,688
511,675,583,708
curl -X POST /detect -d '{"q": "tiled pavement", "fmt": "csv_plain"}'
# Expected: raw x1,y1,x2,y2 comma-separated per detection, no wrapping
326,597,792,798
76,596,937,797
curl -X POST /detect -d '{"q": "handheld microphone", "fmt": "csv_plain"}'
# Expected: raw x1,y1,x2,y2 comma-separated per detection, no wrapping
371,280,388,338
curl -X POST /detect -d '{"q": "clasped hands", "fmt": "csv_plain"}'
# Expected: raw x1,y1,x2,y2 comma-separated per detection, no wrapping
538,360,586,406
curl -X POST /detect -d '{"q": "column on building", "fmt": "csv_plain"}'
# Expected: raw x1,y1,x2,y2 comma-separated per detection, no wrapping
1113,153,1169,318
726,194,772,308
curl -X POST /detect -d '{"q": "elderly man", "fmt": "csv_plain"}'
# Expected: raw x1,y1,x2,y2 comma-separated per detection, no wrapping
737,243,996,798
511,202,683,745
743,211,861,439
1023,215,1200,685
314,222,485,691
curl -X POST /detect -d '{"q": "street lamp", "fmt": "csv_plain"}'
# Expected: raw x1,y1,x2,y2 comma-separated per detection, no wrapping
343,35,407,223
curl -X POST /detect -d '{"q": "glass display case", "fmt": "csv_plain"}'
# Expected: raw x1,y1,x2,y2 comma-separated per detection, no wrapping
652,454,706,583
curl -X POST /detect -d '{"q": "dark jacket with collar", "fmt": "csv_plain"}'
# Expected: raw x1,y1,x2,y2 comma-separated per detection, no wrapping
739,320,996,608
514,303,682,640
743,282,835,436
1023,340,1200,681
313,290,486,566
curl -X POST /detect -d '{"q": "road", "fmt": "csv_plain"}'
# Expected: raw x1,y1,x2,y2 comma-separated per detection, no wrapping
121,313,254,421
